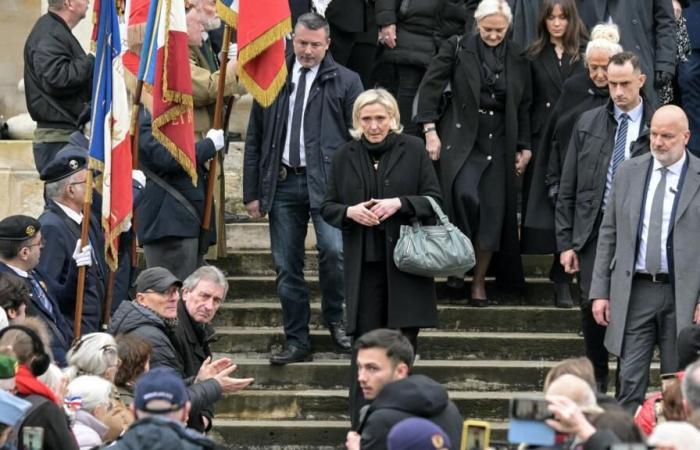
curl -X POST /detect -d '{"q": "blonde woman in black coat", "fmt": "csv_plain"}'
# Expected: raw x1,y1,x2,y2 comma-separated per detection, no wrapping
320,88,442,426
415,0,532,305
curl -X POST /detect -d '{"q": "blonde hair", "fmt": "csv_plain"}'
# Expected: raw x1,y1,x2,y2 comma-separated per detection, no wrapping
349,89,403,140
474,0,512,25
65,333,119,381
585,24,623,62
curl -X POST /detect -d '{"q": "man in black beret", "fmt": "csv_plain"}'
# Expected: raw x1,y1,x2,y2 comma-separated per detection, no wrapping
0,215,72,365
36,149,108,335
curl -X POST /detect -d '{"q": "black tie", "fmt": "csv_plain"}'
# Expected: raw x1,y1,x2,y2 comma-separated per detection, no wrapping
289,67,310,168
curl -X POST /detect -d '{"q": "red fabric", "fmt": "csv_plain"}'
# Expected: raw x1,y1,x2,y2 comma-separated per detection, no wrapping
635,392,661,436
14,364,57,404
123,0,151,76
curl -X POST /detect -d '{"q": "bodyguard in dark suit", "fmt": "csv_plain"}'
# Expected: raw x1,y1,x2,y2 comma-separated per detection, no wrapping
556,52,652,392
37,149,107,336
575,0,676,105
589,105,700,413
0,215,72,366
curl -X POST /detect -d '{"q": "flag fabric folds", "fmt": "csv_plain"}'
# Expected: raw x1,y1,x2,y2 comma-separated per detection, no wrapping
138,0,197,185
90,0,133,271
218,0,291,107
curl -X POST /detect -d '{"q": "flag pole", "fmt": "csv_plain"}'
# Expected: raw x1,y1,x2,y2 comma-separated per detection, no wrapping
201,25,232,233
74,169,95,341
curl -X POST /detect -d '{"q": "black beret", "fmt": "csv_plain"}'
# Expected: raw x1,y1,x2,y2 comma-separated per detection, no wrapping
39,145,88,183
0,215,41,241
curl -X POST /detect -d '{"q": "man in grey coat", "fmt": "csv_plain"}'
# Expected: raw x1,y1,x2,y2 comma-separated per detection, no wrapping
589,105,700,413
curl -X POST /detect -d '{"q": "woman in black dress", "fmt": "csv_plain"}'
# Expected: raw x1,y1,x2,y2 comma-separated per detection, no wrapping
415,0,532,305
520,0,587,307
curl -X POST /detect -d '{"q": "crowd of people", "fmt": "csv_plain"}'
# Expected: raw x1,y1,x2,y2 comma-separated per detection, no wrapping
1,0,700,448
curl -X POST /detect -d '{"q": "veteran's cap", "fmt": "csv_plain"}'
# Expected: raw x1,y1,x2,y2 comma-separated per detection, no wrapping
0,215,41,241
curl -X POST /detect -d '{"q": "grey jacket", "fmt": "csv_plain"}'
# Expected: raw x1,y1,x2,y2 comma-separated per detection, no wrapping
107,417,220,450
108,301,222,414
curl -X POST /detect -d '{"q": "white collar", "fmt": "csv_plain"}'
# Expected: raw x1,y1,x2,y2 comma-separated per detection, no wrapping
614,99,644,123
55,201,83,225
4,262,28,278
292,60,320,78
652,151,686,176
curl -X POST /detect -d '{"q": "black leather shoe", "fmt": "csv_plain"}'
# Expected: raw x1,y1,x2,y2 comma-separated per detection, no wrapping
328,321,352,353
269,344,313,365
553,282,574,308
469,297,489,308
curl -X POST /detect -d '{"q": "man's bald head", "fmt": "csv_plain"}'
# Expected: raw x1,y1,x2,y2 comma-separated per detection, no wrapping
546,374,598,409
650,105,691,167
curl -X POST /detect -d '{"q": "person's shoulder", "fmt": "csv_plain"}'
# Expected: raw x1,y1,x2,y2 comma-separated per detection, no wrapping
398,134,427,153
576,104,608,129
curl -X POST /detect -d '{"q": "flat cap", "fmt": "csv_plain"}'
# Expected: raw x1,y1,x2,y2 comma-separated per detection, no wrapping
135,267,182,293
39,145,87,183
0,215,41,241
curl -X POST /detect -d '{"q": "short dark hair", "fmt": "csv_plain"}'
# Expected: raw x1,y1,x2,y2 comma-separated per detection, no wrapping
0,237,33,260
115,334,153,388
354,329,414,369
608,51,642,73
0,273,30,313
295,12,330,38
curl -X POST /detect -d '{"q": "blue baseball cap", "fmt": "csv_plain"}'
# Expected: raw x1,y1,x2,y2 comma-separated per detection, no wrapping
0,390,31,427
387,418,451,450
134,368,188,413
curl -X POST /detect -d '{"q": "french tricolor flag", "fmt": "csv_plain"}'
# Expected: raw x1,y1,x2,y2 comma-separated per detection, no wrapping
138,0,197,186
90,0,133,271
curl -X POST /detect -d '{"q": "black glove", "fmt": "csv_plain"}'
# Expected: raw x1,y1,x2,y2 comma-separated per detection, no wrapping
654,70,673,89
547,184,560,208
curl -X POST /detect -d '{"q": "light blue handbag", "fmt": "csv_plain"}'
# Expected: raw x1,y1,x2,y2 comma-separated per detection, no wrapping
393,196,475,278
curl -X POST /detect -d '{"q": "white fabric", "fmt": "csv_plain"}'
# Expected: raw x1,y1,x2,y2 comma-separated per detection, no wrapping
282,61,320,167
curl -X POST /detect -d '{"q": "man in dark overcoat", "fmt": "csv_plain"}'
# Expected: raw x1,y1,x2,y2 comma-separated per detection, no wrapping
243,13,363,364
37,149,107,335
589,105,700,413
556,52,653,393
576,0,676,106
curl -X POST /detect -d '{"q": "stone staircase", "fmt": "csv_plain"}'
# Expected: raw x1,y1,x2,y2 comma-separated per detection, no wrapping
201,221,656,450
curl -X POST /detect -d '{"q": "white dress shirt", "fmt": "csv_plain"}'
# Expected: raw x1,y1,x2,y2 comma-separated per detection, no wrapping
55,201,83,225
282,61,320,167
635,153,686,274
604,100,645,206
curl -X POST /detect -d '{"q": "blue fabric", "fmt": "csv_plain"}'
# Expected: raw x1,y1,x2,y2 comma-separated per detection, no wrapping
679,51,700,155
268,172,344,349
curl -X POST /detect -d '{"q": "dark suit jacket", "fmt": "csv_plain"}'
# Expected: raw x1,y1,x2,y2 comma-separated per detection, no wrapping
0,263,71,366
555,99,654,253
37,200,107,335
320,134,442,333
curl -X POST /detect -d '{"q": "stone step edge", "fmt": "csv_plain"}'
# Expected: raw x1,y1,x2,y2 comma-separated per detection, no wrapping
212,419,509,431
221,303,575,312
227,275,555,284
214,328,583,339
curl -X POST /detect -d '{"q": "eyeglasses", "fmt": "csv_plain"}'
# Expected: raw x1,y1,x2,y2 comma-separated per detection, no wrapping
70,181,87,186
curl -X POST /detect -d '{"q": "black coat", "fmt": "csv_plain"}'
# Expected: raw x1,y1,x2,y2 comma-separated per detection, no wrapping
414,35,531,286
37,200,107,335
375,0,474,68
243,53,363,213
523,71,609,251
320,134,442,333
17,395,79,450
109,417,222,450
555,99,654,253
520,47,584,253
135,108,216,245
0,263,71,366
357,375,463,450
23,12,93,130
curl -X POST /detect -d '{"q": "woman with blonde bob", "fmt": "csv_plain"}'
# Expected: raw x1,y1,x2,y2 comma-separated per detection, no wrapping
321,88,442,425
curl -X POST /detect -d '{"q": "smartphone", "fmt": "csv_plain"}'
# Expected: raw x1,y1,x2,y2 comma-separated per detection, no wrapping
22,426,44,450
510,397,554,421
460,420,490,450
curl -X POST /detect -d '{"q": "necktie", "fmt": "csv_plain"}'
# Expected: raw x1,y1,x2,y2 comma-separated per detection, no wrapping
645,167,668,276
289,67,310,168
611,113,629,178
28,273,53,315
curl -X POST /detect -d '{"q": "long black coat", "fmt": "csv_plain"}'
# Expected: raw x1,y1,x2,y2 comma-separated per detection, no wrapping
320,134,442,334
414,34,531,286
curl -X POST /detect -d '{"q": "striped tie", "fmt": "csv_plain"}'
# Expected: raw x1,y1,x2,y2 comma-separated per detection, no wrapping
611,113,629,177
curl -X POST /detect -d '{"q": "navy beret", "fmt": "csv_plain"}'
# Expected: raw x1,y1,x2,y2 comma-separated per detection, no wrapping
0,215,41,241
39,145,88,183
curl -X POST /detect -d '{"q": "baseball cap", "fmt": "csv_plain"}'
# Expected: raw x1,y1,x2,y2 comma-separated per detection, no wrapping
387,418,451,450
134,368,188,413
134,267,182,294
0,355,18,380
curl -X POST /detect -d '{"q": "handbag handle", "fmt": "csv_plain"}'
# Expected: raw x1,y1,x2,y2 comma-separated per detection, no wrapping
423,196,451,227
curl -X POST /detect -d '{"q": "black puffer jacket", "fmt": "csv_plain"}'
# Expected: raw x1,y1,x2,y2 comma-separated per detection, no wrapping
108,301,222,417
108,417,223,450
23,12,93,130
375,0,474,67
358,375,463,450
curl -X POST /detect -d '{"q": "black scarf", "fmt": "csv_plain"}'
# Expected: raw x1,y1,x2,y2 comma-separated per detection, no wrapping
477,38,507,87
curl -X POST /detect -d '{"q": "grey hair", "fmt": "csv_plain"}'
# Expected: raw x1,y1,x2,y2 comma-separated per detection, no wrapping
585,24,623,63
683,360,700,412
66,375,113,412
182,266,228,299
474,0,513,25
349,88,403,140
44,171,80,201
295,12,330,38
64,332,119,381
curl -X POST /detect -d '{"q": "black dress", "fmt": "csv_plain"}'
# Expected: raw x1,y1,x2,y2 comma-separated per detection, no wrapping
452,41,508,251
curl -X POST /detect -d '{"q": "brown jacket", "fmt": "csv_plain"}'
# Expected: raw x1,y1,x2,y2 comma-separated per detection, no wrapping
189,45,237,134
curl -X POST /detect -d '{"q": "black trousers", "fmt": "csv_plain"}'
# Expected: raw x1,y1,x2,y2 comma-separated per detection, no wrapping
329,27,377,90
378,64,426,137
349,261,419,428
